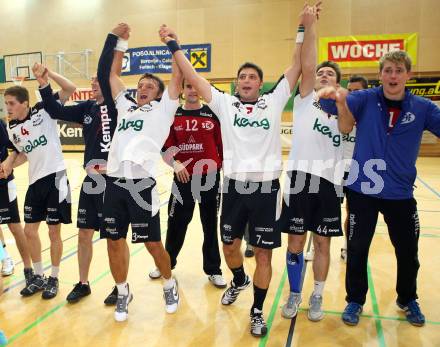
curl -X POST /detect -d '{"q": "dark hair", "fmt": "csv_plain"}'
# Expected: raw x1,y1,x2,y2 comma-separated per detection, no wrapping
138,73,165,96
236,62,263,81
4,86,29,103
316,61,341,83
348,75,368,89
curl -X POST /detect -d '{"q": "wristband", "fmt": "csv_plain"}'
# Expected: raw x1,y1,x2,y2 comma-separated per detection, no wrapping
296,25,305,43
115,38,128,52
166,40,181,54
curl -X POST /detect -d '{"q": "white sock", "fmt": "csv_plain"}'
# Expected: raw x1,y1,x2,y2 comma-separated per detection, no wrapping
116,282,128,296
163,277,175,290
33,262,44,276
2,245,10,258
313,281,325,296
51,266,60,278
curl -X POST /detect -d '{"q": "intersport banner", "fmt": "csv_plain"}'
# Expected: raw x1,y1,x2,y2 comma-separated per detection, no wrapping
319,33,418,68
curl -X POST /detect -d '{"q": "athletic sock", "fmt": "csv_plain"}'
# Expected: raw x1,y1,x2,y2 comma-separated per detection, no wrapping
231,265,246,287
252,284,268,312
286,250,303,293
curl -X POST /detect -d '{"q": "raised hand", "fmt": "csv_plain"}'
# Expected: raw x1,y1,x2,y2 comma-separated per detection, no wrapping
32,62,49,85
159,24,179,44
112,23,130,39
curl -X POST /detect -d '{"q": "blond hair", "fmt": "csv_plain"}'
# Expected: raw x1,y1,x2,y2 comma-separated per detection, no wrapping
379,50,412,72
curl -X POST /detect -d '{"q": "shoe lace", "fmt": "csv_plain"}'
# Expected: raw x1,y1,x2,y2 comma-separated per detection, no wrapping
251,313,265,327
72,282,83,291
406,301,422,316
47,277,57,288
116,295,127,312
309,295,322,310
346,303,361,314
163,287,176,305
287,293,300,308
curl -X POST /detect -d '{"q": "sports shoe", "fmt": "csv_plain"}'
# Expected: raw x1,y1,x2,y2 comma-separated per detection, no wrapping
42,276,59,299
24,268,34,287
208,274,227,288
397,300,425,326
221,275,251,305
0,330,8,345
66,282,91,303
20,274,47,297
149,268,161,280
342,302,363,326
104,286,118,306
1,256,14,276
308,294,324,321
244,244,254,258
250,308,267,337
304,247,314,261
114,284,133,322
281,292,302,318
340,248,347,262
163,278,179,314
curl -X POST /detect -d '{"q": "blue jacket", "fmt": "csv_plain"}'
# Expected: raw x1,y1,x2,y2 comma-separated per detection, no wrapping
320,86,440,199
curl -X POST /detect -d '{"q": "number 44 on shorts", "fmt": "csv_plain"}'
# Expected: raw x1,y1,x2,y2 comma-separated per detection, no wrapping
317,225,328,235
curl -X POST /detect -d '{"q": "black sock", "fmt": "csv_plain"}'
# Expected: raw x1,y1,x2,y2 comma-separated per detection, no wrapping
252,284,268,312
231,265,246,286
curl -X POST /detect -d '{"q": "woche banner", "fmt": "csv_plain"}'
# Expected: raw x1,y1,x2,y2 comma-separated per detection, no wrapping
319,33,418,68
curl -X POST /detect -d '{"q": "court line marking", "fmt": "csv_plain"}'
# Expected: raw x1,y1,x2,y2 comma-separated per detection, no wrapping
416,176,440,199
367,262,387,347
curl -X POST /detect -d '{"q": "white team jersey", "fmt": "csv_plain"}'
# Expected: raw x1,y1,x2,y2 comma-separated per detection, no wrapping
8,103,65,185
107,88,179,179
287,91,344,185
208,76,291,181
342,126,356,172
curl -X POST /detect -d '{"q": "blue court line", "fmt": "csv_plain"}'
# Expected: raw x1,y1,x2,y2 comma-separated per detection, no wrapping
416,176,440,199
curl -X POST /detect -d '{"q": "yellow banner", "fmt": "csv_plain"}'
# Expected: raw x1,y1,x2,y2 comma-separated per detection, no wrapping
319,33,418,68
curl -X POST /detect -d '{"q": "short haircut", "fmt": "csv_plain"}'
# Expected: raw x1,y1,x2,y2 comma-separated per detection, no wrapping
237,62,263,81
316,61,341,83
379,50,412,72
138,73,165,95
4,86,29,103
348,75,368,89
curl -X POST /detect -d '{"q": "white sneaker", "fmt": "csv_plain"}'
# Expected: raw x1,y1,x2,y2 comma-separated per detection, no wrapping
308,294,324,321
114,285,133,322
281,292,302,318
163,278,179,314
149,268,161,279
1,256,14,276
304,247,314,261
208,274,227,288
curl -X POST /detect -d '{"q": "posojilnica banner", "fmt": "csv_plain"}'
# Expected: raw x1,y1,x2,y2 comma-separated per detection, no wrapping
319,33,418,68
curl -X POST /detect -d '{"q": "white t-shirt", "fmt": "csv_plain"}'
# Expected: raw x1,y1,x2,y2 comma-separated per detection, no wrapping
287,91,344,185
342,126,356,172
107,88,180,179
208,76,291,181
8,103,66,185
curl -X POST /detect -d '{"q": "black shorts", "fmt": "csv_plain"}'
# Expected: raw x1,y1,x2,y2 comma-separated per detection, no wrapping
280,171,342,237
77,173,107,231
0,181,21,224
220,178,281,249
100,176,161,243
24,172,72,225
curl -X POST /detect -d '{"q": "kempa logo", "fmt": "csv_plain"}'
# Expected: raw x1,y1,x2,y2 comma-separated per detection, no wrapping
312,118,341,147
233,114,270,130
118,118,144,132
23,135,48,153
100,105,113,152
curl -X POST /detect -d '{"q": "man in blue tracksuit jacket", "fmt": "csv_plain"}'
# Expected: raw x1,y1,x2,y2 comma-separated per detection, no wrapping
319,50,440,327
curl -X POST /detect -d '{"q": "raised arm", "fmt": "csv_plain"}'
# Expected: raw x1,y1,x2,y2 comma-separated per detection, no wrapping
32,63,76,104
159,25,212,102
299,4,319,97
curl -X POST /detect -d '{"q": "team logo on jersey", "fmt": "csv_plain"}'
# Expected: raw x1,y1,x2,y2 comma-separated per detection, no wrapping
23,135,48,153
312,118,341,147
139,104,153,112
84,115,93,125
118,118,144,132
401,112,416,125
233,114,270,130
232,101,242,111
32,113,43,126
199,111,213,118
201,120,214,131
21,127,29,136
256,99,268,110
12,133,21,144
